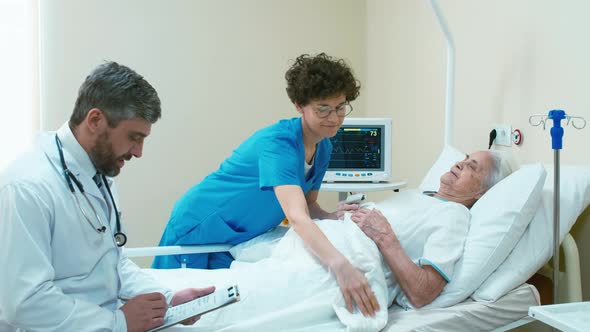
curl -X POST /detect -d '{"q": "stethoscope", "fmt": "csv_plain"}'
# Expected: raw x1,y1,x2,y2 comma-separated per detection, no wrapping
55,134,127,247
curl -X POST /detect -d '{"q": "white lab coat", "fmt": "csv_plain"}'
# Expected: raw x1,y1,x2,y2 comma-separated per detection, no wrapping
0,123,172,332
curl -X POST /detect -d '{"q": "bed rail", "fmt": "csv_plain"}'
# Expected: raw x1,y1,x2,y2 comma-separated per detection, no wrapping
537,233,583,303
123,244,233,268
491,233,582,332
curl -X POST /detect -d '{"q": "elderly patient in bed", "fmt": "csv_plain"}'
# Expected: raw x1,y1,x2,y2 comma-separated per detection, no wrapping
148,150,513,331
349,150,512,310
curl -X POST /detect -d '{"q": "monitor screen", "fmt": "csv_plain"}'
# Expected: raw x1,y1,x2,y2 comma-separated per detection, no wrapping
323,117,391,183
328,125,384,171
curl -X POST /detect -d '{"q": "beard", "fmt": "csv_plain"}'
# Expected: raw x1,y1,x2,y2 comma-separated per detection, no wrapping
90,131,131,177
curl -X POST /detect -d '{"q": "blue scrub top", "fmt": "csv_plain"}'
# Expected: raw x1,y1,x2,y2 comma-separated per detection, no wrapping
153,117,332,269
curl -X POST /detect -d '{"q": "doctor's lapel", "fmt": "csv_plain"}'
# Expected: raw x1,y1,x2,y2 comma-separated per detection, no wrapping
40,133,111,219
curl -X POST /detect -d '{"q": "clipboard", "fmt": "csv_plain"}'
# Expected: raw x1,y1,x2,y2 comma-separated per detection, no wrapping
147,285,240,332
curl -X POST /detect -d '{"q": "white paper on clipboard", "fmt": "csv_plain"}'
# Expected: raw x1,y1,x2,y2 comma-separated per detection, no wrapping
147,285,240,332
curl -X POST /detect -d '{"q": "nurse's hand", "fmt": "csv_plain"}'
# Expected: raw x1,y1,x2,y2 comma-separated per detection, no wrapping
170,286,216,325
332,260,380,317
121,292,167,332
334,201,360,220
351,208,394,246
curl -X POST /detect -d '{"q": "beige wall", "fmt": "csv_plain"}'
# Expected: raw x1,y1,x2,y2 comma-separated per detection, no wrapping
365,0,590,303
40,0,366,267
367,0,590,188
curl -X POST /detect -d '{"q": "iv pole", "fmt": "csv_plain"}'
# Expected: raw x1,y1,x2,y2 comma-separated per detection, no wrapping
529,110,586,303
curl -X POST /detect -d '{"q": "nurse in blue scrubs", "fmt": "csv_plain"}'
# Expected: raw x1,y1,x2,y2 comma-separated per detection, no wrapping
154,53,379,317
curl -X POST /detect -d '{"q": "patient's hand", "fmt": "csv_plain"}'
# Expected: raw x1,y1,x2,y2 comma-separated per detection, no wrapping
334,201,360,219
170,286,216,325
351,208,394,245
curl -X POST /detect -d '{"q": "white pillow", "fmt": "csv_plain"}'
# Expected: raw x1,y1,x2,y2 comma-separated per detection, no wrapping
419,145,465,193
424,163,546,308
473,165,590,302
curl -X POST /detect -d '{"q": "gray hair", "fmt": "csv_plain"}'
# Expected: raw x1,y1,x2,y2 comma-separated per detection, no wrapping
69,61,161,128
481,150,513,191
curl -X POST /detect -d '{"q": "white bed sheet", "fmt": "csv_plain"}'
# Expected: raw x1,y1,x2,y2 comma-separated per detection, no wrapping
383,283,539,331
144,219,390,332
141,217,541,332
143,270,538,332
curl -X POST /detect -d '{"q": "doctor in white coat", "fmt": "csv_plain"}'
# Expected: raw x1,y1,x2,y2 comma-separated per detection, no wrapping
0,62,214,332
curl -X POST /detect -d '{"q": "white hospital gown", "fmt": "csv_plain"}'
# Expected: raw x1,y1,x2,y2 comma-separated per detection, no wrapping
374,190,470,308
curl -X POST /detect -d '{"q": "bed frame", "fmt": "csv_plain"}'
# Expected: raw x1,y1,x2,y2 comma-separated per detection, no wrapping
124,208,587,331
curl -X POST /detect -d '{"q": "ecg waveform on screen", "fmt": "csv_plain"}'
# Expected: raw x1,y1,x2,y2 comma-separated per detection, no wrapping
331,145,373,154
328,127,382,169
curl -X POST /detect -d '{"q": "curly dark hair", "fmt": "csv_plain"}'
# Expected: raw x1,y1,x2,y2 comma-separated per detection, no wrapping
285,53,360,106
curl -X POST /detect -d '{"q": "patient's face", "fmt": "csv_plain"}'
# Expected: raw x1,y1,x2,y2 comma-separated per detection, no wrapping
439,151,493,200
297,94,347,139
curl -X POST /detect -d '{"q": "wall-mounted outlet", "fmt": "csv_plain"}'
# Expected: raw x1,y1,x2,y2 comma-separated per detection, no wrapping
494,123,512,146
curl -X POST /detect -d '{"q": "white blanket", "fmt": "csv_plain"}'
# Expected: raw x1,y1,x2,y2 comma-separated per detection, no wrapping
145,219,389,332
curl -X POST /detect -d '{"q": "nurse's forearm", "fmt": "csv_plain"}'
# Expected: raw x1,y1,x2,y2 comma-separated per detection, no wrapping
275,185,346,268
289,215,347,269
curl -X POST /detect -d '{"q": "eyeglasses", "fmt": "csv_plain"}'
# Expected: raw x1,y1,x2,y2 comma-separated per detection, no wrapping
314,102,353,118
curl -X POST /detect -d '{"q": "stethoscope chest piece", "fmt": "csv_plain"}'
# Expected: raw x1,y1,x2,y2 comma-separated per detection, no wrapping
114,232,127,247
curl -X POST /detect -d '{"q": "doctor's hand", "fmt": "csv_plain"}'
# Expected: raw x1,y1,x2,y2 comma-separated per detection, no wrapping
170,286,216,325
334,201,360,220
351,208,394,246
121,292,168,332
332,260,380,317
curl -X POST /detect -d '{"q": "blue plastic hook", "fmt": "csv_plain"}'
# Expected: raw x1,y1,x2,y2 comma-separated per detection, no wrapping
548,110,566,150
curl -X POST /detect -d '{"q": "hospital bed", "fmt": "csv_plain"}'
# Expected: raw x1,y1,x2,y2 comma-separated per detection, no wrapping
125,177,590,331
127,227,585,332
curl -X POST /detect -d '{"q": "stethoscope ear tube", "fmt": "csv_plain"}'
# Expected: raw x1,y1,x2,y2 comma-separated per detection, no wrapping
55,134,127,247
